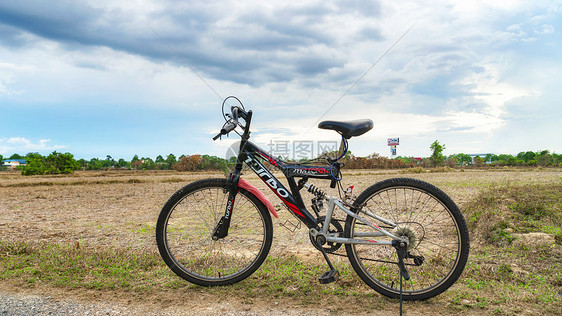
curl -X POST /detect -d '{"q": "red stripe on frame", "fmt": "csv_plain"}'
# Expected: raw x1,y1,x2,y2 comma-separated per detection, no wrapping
283,200,305,217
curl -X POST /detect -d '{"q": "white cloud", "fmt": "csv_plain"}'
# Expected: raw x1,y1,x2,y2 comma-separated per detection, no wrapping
0,137,66,155
0,0,561,159
460,62,538,118
0,62,32,95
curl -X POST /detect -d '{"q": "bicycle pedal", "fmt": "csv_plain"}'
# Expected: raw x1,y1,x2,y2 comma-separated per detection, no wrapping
318,269,339,284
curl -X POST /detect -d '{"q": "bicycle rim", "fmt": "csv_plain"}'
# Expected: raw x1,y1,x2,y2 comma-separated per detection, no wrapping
345,179,469,300
160,181,271,285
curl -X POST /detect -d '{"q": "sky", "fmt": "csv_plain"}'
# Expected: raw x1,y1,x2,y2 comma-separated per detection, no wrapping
1,0,561,160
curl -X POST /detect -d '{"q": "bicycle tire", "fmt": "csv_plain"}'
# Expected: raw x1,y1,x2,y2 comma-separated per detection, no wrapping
344,178,469,300
156,178,273,286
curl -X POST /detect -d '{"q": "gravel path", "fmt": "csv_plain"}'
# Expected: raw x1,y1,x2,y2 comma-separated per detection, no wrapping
0,292,344,316
0,292,153,315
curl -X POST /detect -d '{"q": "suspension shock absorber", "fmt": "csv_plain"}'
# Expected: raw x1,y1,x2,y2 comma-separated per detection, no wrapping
305,183,326,199
305,184,326,217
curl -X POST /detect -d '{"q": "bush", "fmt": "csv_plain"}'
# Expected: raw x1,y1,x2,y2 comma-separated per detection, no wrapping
21,152,80,176
464,183,562,245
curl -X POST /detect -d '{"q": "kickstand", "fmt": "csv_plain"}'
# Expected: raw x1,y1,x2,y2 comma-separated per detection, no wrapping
392,240,409,316
399,262,404,316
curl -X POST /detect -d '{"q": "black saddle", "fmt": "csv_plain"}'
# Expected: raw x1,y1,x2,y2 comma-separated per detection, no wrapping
318,119,373,139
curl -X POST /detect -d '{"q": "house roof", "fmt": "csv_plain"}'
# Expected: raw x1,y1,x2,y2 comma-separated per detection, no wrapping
2,159,27,164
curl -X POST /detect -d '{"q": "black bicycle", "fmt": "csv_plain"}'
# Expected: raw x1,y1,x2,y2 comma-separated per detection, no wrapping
156,96,469,301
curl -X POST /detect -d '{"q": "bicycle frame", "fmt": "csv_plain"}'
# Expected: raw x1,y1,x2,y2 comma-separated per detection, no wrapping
213,106,402,245
215,116,402,245
237,141,402,246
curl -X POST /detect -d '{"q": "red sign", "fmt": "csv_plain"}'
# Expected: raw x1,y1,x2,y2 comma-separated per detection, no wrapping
387,138,399,146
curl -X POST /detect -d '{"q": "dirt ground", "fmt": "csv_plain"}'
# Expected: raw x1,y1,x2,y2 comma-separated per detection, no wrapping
1,169,561,315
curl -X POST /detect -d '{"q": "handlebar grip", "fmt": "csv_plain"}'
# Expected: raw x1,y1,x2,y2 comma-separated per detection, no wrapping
221,121,237,134
212,121,236,141
213,106,244,141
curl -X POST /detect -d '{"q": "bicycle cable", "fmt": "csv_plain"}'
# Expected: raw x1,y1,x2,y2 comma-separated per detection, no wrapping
220,96,246,138
329,136,347,182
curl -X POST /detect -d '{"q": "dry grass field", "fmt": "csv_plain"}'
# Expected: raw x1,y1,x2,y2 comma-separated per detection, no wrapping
1,168,561,315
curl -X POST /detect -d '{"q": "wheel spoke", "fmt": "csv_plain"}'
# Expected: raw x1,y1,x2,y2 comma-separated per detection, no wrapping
345,178,469,300
156,179,273,286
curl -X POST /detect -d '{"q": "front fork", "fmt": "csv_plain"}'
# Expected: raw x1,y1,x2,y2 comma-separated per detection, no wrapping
212,172,240,240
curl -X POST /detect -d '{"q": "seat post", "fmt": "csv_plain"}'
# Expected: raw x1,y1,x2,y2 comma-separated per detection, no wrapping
337,137,347,158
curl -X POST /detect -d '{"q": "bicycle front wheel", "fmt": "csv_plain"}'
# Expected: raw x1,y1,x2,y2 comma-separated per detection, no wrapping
156,178,273,286
344,178,469,300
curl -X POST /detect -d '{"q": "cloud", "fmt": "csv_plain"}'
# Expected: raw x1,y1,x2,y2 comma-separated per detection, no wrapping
0,62,31,95
0,1,388,87
0,0,561,159
0,137,66,155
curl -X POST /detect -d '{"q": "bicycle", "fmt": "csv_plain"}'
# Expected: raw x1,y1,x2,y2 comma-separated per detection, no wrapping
156,96,470,301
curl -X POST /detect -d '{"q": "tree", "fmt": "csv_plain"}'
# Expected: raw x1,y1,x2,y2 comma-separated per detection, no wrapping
77,158,88,169
536,150,552,166
485,154,498,164
173,155,203,171
473,156,485,167
429,140,446,167
517,151,536,163
87,158,104,170
21,153,46,175
117,158,129,169
165,154,177,169
450,153,472,165
9,153,23,159
21,152,80,175
140,157,155,170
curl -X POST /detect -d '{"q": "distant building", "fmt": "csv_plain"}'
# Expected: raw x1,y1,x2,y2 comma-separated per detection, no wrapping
468,154,494,164
2,159,27,169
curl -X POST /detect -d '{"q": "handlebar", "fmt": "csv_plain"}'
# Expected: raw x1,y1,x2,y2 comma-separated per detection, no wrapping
213,106,252,141
220,121,237,135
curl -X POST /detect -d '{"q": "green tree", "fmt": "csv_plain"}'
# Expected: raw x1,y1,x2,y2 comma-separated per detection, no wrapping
21,153,46,175
77,158,88,169
473,156,485,167
140,157,155,170
117,158,129,169
485,154,498,164
9,153,23,159
536,150,552,166
104,155,116,168
87,158,103,170
155,155,166,170
451,153,472,165
429,140,446,167
44,151,80,174
165,154,176,170
517,151,536,162
495,154,511,166
553,152,562,166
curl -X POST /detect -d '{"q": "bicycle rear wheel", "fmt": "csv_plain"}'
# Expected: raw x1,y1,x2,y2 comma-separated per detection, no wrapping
156,178,273,286
344,178,469,300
